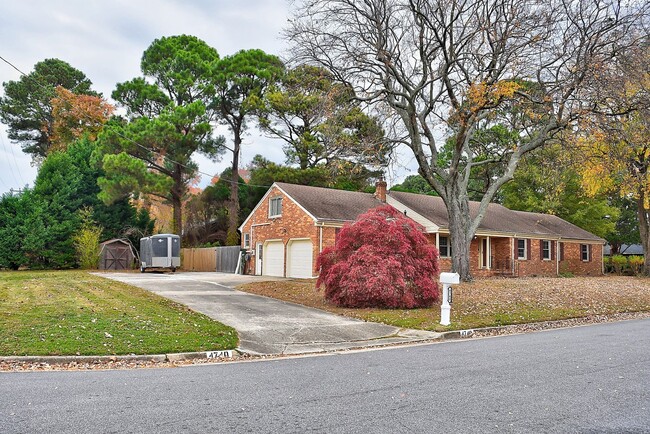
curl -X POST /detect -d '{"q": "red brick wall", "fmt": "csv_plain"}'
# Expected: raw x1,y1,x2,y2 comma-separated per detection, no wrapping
321,227,339,251
432,235,603,278
431,235,514,277
516,239,558,276
240,186,319,276
515,240,603,277
559,242,603,276
491,238,511,260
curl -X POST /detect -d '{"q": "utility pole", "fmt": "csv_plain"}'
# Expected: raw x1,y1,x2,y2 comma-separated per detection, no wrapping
8,187,26,195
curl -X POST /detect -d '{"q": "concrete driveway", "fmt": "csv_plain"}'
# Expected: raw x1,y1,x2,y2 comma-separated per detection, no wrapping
97,272,440,355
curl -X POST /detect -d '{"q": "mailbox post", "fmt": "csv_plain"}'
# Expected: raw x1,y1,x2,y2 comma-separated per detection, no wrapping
440,272,460,326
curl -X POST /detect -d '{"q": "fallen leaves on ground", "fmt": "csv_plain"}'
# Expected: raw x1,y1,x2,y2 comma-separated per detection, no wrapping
238,276,650,331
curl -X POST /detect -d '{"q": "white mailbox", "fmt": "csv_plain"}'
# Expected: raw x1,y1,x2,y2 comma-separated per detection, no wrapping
440,272,460,285
439,272,459,326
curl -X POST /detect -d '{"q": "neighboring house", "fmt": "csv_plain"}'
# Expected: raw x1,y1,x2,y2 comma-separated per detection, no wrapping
239,182,604,278
604,244,644,256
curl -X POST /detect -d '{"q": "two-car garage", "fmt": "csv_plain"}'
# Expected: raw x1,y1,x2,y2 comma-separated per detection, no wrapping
262,239,313,278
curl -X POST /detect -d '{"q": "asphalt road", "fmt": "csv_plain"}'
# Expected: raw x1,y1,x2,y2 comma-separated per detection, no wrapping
2,318,648,433
97,272,438,355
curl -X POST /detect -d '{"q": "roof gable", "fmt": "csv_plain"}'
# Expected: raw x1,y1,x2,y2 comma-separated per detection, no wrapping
274,182,384,223
238,183,318,232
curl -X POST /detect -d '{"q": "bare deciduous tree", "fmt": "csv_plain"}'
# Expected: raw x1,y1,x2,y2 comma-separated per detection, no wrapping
286,0,646,280
577,38,650,273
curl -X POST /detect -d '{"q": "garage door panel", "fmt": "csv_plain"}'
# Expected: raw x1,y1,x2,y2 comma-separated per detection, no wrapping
288,240,313,278
263,241,284,277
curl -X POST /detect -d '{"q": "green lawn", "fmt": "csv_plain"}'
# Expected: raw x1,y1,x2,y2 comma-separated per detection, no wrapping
0,270,238,356
238,276,650,332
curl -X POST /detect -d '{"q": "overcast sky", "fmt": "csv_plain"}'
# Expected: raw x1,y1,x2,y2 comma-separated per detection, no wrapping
0,0,415,196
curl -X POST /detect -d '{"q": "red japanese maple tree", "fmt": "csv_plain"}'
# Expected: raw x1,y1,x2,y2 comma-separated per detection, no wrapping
316,205,440,308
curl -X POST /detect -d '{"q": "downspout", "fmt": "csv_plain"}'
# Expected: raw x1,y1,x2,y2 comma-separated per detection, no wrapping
251,223,271,274
556,237,561,276
487,236,491,270
511,235,516,277
319,225,323,253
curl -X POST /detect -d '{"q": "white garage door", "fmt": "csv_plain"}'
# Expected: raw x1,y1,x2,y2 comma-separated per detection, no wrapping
287,239,313,278
263,241,285,277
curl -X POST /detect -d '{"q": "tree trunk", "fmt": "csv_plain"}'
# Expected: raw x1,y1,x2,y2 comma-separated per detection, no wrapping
227,129,241,246
445,186,474,281
636,190,650,276
171,164,183,236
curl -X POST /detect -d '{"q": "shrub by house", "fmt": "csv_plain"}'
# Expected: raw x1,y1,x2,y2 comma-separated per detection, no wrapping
316,205,440,308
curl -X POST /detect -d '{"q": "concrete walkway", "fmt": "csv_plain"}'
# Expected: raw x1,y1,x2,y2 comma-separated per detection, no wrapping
97,272,440,355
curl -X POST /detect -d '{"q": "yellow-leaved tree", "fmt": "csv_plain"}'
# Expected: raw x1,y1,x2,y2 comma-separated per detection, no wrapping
578,41,650,274
73,207,103,270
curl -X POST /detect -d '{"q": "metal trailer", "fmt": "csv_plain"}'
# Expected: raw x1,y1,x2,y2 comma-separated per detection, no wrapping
139,234,181,272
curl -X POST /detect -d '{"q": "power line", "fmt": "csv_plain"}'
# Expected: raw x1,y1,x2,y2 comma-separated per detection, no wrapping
3,133,28,186
0,54,272,190
0,131,23,189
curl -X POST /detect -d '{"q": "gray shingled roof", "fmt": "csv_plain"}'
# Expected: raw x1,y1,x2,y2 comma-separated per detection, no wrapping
275,182,384,222
603,244,643,255
275,183,603,242
388,190,604,241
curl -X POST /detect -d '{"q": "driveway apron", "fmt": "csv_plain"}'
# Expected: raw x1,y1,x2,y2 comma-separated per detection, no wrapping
97,272,439,355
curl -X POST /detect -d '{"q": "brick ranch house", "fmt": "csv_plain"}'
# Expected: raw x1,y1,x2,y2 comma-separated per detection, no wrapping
239,182,604,278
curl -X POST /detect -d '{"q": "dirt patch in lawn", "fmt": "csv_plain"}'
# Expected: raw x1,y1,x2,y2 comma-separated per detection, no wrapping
238,276,650,331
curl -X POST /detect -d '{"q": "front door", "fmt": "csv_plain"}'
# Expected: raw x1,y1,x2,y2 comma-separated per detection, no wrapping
480,238,491,269
255,243,263,275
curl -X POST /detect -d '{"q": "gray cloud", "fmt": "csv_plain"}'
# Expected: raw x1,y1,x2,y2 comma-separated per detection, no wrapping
0,0,291,194
1,0,416,195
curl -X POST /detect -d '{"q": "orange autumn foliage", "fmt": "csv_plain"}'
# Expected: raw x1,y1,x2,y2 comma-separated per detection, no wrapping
49,86,114,152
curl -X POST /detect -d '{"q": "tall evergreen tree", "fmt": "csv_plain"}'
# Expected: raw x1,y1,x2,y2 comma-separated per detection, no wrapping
258,65,388,172
0,139,154,269
0,58,96,161
212,49,284,245
99,35,224,235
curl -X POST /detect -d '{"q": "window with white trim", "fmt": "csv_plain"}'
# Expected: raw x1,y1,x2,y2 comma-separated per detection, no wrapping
439,236,451,258
542,240,551,260
269,197,282,217
243,233,250,249
581,244,590,262
517,239,527,260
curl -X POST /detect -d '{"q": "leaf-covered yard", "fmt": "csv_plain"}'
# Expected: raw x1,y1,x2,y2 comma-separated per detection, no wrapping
0,270,238,356
238,276,650,332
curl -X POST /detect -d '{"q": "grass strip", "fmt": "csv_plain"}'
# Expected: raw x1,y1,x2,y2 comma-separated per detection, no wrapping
0,270,238,356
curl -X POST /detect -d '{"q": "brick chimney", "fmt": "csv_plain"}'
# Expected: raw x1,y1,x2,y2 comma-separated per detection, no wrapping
374,179,387,202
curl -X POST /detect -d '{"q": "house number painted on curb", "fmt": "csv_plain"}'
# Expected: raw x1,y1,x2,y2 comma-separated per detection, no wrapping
206,350,233,359
460,330,474,338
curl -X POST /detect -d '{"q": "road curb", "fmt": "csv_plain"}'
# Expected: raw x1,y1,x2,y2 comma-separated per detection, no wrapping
439,328,480,340
4,314,648,367
0,349,237,365
436,312,650,342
